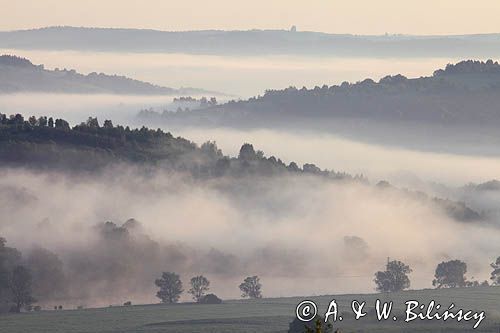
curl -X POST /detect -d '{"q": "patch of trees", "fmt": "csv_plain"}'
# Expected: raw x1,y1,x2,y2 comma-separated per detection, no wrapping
173,96,218,108
433,260,489,288
0,238,36,313
434,59,500,76
373,258,494,293
239,275,262,299
139,97,218,118
0,55,39,68
375,180,482,223
374,260,412,293
0,113,360,182
154,273,264,304
0,54,182,95
151,60,500,127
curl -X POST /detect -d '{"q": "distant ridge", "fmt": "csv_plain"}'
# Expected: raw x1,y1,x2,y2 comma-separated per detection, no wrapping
140,59,500,128
0,54,219,95
1,26,500,57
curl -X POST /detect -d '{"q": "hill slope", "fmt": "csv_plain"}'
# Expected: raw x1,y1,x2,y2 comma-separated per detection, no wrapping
145,60,500,127
0,55,209,95
0,112,483,224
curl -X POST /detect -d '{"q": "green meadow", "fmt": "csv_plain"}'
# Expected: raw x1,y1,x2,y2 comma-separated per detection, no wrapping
1,286,499,333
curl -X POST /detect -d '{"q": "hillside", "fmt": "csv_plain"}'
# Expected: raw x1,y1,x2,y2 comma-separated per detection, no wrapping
0,112,352,180
0,287,498,333
140,60,500,131
0,55,209,95
0,112,483,224
2,27,500,58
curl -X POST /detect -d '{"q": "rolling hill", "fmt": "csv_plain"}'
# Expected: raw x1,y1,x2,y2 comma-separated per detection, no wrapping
147,60,500,126
0,55,211,95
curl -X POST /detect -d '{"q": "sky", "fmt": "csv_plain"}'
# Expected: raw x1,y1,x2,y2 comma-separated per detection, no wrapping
1,0,500,35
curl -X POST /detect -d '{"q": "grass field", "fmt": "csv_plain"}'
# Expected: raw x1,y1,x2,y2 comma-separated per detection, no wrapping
1,286,499,333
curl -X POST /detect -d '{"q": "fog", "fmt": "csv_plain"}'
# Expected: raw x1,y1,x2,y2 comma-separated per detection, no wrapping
176,128,500,186
1,165,498,307
1,71,500,309
0,93,175,125
0,48,459,96
2,93,500,186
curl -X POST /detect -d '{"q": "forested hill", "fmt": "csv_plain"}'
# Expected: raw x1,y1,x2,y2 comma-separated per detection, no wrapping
0,113,484,223
0,113,353,180
145,60,500,127
0,55,207,95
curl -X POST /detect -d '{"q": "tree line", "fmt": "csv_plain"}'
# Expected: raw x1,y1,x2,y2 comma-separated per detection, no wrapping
374,258,499,293
2,229,499,313
154,273,262,304
0,113,360,181
153,60,500,128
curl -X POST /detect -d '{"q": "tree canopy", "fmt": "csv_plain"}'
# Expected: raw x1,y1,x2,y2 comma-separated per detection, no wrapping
433,260,468,288
188,275,210,302
374,260,412,293
155,272,183,304
239,276,262,299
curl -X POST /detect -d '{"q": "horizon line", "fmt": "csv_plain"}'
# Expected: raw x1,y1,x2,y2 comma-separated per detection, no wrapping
2,25,500,38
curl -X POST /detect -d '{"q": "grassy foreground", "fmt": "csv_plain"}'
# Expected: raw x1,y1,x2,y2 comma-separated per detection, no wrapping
0,287,499,333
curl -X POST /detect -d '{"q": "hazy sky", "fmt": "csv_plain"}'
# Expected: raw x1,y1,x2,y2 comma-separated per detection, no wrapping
2,0,500,35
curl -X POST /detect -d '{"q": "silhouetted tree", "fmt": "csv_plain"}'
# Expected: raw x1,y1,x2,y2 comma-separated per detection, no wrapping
374,260,412,292
239,144,257,161
433,260,468,288
200,97,208,108
37,116,47,127
11,114,24,125
303,163,321,174
28,116,37,126
26,247,66,300
287,162,300,172
0,238,21,303
0,238,10,298
103,120,113,129
54,119,70,130
239,276,262,298
10,266,36,312
155,272,183,303
188,275,210,302
86,117,99,129
491,257,500,285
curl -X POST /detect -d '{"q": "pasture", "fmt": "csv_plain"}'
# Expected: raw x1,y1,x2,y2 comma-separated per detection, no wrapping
1,286,499,332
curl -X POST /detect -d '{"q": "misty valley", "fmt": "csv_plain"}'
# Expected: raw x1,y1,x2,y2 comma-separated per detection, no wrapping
0,113,498,309
1,16,500,333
